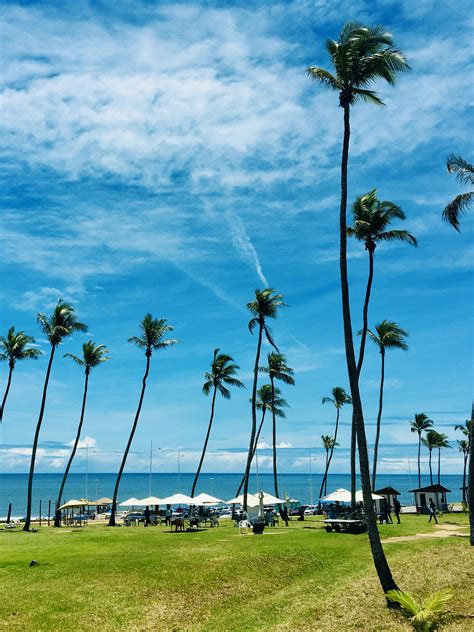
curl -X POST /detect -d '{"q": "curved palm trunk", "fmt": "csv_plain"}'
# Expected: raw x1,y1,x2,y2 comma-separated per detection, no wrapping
437,447,441,485
417,434,422,488
23,345,56,532
338,103,398,594
319,408,340,499
109,352,151,526
243,324,263,511
236,409,266,497
428,448,433,485
55,369,90,527
191,386,218,497
0,364,14,422
350,420,357,508
270,376,279,499
372,349,385,490
469,403,474,545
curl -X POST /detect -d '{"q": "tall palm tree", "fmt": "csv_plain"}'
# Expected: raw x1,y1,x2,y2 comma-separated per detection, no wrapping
321,435,339,496
308,22,408,596
422,430,439,486
108,314,177,526
23,300,87,532
457,439,469,505
367,321,408,489
319,387,351,498
259,352,294,499
243,288,286,510
433,433,451,485
442,155,473,231
191,349,244,497
455,419,471,442
235,385,288,497
409,413,434,488
0,327,42,422
54,341,110,527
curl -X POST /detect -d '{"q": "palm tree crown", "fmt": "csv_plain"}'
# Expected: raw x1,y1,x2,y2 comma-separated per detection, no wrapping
347,189,417,253
322,386,352,409
367,320,408,355
455,419,471,440
458,439,469,455
410,413,434,436
434,433,451,451
423,429,441,451
129,314,178,357
247,289,287,350
307,23,409,107
255,384,288,418
321,435,338,450
65,341,110,374
37,300,87,346
443,154,473,231
0,327,42,368
202,349,245,399
259,352,295,385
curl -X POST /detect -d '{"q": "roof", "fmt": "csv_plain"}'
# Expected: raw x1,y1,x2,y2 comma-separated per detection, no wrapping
374,486,401,496
409,484,451,493
95,497,113,505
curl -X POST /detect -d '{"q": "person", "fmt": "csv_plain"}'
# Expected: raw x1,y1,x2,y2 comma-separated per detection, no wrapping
393,498,401,524
280,507,289,527
428,498,438,524
383,498,393,524
265,508,275,527
165,505,172,526
144,505,151,527
297,506,305,521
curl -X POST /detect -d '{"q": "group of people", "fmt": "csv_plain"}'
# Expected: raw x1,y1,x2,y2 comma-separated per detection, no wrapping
378,497,402,524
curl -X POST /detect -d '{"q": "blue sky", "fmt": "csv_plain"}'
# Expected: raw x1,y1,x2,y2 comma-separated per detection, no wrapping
0,0,472,477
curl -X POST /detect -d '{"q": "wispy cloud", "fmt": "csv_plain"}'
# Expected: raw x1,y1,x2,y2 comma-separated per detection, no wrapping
225,211,268,286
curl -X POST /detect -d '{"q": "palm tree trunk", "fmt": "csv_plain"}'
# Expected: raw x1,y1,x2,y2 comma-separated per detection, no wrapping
236,409,266,497
350,420,356,508
437,447,441,485
372,349,385,490
462,454,467,504
55,369,90,527
109,352,151,526
357,249,375,376
23,345,56,532
338,103,398,594
270,376,279,499
320,408,340,498
469,402,474,546
324,450,329,495
417,434,422,488
191,386,217,497
0,364,14,422
243,323,263,511
429,448,433,485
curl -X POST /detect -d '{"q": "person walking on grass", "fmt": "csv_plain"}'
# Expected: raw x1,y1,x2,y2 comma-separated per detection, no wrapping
144,506,150,527
394,498,401,524
428,498,438,524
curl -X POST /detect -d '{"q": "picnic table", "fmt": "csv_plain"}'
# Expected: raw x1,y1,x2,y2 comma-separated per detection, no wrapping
323,518,367,534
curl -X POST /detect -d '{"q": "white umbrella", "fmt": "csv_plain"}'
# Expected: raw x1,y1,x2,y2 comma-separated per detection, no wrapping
320,488,351,502
257,491,286,504
159,493,194,505
192,493,224,505
119,497,141,507
355,490,384,501
225,494,260,508
58,499,89,510
135,496,164,506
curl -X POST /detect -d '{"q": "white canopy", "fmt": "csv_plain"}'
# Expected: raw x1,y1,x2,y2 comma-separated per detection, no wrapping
95,497,113,505
159,493,194,505
225,494,260,508
257,491,286,504
192,493,224,505
320,488,351,502
58,499,90,510
134,496,164,506
119,497,141,506
356,490,384,501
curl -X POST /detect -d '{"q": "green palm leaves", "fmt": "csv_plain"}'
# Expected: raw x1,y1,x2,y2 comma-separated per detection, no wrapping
128,313,178,356
321,434,338,451
320,387,351,497
410,413,434,487
65,341,110,374
442,154,473,231
386,589,453,631
255,384,288,418
202,349,244,400
322,386,352,409
247,288,287,350
37,299,87,347
367,320,409,355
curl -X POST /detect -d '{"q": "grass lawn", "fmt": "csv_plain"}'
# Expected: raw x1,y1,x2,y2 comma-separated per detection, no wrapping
1,514,472,631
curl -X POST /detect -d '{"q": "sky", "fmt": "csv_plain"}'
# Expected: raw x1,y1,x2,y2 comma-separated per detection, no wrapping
0,0,472,477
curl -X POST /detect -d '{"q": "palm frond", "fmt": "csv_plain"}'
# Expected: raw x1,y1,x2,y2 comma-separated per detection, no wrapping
446,154,474,186
442,192,472,231
64,353,85,367
377,230,418,246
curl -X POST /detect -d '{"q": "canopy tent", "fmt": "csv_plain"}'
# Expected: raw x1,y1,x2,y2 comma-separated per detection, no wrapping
159,493,194,505
257,491,286,505
134,496,164,506
225,494,260,508
355,490,384,501
192,493,224,505
58,499,90,510
95,497,113,505
119,497,141,507
320,488,351,503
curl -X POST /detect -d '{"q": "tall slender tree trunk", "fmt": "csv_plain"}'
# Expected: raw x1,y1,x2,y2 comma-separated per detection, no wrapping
55,369,90,527
338,103,398,594
372,349,385,490
191,386,218,497
350,421,357,507
270,376,279,499
417,434,422,488
319,408,340,498
243,323,263,511
437,447,441,485
109,352,151,526
0,364,14,422
469,402,474,545
462,454,467,504
324,450,329,495
23,345,56,531
236,409,266,497
429,449,433,485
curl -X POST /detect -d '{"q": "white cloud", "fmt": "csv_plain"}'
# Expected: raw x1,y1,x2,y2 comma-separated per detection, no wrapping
71,436,97,449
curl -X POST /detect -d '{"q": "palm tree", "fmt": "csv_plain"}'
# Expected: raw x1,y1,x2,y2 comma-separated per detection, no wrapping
367,321,408,489
422,430,439,486
321,435,339,496
108,314,177,526
469,403,474,546
243,288,286,510
54,341,110,527
235,385,288,497
319,387,351,498
308,22,408,596
259,352,294,499
433,433,450,485
409,413,434,488
457,439,469,504
442,154,473,231
191,349,244,497
23,300,87,532
455,419,471,442
0,327,42,422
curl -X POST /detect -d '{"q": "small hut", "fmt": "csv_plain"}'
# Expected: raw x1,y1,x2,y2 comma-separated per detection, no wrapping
374,486,401,513
409,484,450,514
95,497,113,514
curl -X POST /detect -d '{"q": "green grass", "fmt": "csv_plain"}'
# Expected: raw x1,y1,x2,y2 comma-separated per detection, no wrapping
1,514,472,631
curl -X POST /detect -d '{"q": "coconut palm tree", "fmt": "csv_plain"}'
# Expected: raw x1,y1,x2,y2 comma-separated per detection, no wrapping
409,413,434,488
455,419,471,442
23,300,87,532
191,349,244,497
433,433,451,485
235,385,288,497
422,430,439,486
0,327,42,422
259,352,294,499
321,435,339,496
54,341,110,527
108,314,177,526
243,288,286,510
442,154,473,231
319,387,351,498
457,439,469,505
308,22,409,595
367,321,408,489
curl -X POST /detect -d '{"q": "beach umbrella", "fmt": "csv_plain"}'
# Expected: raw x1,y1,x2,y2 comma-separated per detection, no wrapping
257,491,286,504
192,493,224,505
58,499,89,510
320,488,351,503
159,493,194,505
119,497,141,507
135,496,164,506
225,494,260,508
95,497,113,505
355,490,384,501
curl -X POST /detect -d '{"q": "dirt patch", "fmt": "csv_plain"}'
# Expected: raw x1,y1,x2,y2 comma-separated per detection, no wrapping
382,523,469,543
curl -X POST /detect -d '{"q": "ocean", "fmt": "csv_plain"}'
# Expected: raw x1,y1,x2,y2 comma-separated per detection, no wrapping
0,472,464,518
